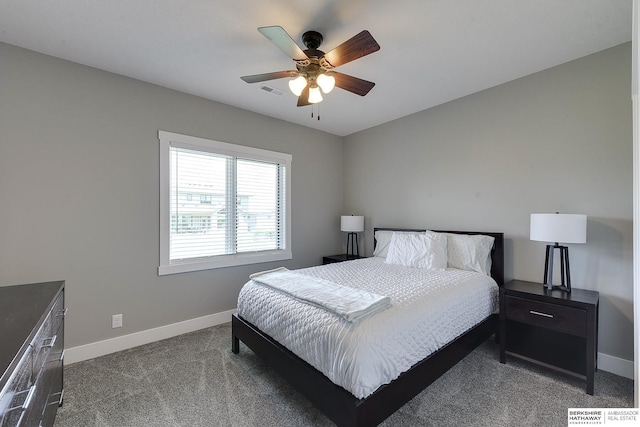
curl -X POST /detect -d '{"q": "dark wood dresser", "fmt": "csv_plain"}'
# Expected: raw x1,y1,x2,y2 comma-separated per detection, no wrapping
499,279,599,394
0,281,65,427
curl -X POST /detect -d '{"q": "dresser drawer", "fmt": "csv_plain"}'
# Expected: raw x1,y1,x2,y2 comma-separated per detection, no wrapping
33,315,59,379
505,295,586,337
0,347,36,427
50,292,65,334
38,293,64,346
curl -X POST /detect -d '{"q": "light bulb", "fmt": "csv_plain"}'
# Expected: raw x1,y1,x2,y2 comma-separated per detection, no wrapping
288,75,307,96
308,85,323,103
317,73,335,93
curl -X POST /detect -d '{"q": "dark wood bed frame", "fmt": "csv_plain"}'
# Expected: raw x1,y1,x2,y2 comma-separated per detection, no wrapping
232,228,504,426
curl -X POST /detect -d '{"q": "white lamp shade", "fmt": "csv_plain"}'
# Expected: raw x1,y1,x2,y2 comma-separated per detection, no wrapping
317,73,335,93
288,75,307,96
341,215,364,232
308,85,323,103
530,213,587,244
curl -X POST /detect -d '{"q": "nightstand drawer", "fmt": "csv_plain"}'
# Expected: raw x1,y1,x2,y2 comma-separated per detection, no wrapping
505,295,586,337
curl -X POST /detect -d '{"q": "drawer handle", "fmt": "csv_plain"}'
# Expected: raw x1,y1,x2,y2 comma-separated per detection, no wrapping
41,335,57,349
45,348,65,365
529,310,554,318
8,384,37,413
22,385,36,410
58,388,65,406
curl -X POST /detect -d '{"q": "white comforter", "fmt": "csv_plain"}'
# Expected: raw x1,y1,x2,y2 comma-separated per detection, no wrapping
237,257,498,399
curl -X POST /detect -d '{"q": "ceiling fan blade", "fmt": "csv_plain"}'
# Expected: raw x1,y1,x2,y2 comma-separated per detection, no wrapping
322,31,380,68
241,70,297,84
258,26,308,61
333,72,376,96
297,85,311,107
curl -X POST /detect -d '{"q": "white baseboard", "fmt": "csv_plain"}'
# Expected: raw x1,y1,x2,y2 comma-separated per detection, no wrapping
598,351,634,379
64,309,236,365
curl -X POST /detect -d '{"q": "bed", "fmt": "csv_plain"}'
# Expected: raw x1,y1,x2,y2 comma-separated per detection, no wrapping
232,228,504,426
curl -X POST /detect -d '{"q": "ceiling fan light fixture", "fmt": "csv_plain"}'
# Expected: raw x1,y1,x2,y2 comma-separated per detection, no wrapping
288,75,307,96
308,85,323,103
242,26,380,108
317,73,335,94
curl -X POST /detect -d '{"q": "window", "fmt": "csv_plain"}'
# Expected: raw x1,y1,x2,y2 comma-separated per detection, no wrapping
158,131,292,275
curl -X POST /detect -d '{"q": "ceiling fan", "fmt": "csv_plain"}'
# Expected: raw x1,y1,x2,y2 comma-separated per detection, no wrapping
241,26,380,107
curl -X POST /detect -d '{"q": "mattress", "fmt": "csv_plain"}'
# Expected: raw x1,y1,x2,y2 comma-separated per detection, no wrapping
237,257,499,399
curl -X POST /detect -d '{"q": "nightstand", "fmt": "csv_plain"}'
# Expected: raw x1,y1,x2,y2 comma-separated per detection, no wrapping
322,254,364,265
499,279,599,395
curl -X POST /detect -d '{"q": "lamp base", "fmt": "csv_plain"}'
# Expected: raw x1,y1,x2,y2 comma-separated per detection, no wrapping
346,232,359,257
543,284,572,293
542,244,572,293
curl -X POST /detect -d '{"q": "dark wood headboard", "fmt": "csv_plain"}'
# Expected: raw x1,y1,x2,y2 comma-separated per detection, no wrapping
373,227,504,287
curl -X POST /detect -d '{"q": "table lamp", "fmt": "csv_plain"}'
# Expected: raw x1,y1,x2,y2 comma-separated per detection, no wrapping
341,215,364,257
530,213,587,292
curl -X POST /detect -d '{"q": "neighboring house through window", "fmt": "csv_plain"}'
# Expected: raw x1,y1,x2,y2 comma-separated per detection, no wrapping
158,131,292,275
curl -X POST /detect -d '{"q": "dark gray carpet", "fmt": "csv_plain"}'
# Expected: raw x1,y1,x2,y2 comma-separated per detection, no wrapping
54,323,632,427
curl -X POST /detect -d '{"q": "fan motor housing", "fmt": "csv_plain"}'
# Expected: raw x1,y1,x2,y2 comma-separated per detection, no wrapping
302,31,323,49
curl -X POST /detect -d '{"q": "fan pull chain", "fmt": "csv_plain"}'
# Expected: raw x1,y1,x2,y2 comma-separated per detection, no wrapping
310,105,321,121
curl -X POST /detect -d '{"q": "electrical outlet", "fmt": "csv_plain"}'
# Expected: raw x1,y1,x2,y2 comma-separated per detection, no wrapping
112,314,123,328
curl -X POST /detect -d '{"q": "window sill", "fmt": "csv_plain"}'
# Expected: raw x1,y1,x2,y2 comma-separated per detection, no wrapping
158,250,292,275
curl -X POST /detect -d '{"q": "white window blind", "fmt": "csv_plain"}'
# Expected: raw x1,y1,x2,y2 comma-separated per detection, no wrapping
235,158,283,253
159,131,291,275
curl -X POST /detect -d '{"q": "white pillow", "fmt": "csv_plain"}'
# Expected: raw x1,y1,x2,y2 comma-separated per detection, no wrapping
372,230,394,257
373,230,423,258
445,233,495,275
385,232,448,270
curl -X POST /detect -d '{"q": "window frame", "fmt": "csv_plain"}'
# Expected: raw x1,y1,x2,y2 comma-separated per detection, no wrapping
158,130,292,275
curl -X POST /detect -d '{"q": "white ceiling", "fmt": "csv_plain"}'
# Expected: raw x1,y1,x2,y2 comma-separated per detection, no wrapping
0,0,632,136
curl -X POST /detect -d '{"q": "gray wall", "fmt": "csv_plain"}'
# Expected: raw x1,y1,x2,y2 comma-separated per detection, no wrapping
344,43,633,360
0,40,633,362
0,42,343,348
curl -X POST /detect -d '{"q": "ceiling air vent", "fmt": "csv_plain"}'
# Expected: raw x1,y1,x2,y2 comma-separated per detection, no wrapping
259,85,284,96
